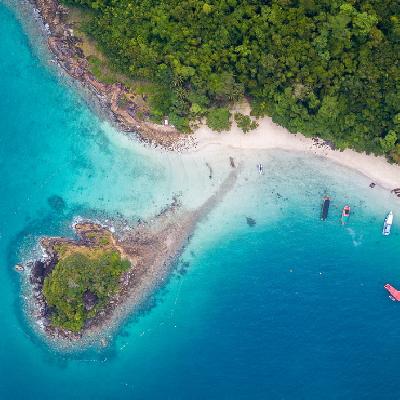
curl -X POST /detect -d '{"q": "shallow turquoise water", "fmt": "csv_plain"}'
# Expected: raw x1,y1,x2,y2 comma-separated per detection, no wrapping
2,3,400,399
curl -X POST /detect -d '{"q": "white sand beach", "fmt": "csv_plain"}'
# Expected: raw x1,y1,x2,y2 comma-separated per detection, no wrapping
192,104,400,193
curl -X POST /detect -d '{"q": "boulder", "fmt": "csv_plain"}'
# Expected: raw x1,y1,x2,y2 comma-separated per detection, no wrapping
246,217,256,227
30,261,45,284
47,195,65,212
15,264,24,272
83,290,98,311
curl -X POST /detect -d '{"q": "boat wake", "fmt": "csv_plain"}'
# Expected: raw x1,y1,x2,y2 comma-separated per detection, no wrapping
346,227,363,247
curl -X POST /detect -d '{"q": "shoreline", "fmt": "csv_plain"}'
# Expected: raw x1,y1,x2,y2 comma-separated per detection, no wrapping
192,110,400,194
9,0,400,194
24,0,190,151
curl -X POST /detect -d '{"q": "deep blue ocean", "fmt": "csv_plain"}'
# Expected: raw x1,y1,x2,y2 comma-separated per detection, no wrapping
1,2,400,399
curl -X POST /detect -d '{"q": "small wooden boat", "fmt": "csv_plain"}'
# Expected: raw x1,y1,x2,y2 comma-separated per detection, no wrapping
341,205,351,224
321,196,330,220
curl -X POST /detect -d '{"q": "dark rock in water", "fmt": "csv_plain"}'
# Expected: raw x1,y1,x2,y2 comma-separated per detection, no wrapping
47,195,66,212
15,263,24,272
369,182,376,188
178,261,190,275
30,261,45,284
246,217,256,227
83,290,98,311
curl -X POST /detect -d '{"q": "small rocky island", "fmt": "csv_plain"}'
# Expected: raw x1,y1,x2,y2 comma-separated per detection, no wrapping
28,198,192,343
30,222,131,340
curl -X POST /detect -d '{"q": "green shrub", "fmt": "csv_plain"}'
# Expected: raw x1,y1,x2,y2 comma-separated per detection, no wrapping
234,113,258,134
207,108,231,132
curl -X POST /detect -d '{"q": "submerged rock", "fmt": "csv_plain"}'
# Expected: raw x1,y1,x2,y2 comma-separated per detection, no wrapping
15,263,24,272
178,261,190,276
47,195,66,212
246,217,256,227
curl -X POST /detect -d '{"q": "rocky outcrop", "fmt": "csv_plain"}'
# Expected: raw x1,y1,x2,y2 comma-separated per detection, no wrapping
83,290,98,311
30,260,45,285
30,0,190,150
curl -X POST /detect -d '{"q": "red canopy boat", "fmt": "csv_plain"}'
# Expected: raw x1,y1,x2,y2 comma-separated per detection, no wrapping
341,205,351,225
384,284,400,301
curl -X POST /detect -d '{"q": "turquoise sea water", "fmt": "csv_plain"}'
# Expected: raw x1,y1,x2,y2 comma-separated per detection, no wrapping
2,3,400,399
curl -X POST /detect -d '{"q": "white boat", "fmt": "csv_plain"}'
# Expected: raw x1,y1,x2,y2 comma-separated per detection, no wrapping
383,211,394,236
257,164,264,175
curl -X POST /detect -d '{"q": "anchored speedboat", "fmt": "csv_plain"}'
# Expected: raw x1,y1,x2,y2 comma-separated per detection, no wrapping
382,211,393,236
257,164,264,175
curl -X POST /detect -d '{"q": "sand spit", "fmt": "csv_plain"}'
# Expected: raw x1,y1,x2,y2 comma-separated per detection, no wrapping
25,164,240,349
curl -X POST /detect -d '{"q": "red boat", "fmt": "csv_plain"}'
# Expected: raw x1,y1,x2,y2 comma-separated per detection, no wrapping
384,284,400,301
341,205,351,224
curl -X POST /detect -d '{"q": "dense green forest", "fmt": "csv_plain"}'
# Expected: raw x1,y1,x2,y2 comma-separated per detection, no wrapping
65,0,400,161
43,250,129,331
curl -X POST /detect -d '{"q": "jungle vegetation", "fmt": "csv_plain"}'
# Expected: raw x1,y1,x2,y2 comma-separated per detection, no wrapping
63,0,400,161
43,250,130,332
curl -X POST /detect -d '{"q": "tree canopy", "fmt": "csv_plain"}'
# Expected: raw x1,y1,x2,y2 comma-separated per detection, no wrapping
43,250,129,332
64,0,400,160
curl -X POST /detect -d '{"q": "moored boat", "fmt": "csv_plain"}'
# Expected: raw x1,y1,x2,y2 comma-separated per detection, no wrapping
341,205,351,224
382,211,393,236
384,284,400,301
257,164,264,175
321,196,330,220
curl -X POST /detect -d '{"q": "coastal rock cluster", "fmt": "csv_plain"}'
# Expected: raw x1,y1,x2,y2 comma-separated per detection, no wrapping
311,137,336,151
29,260,52,329
31,0,190,150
